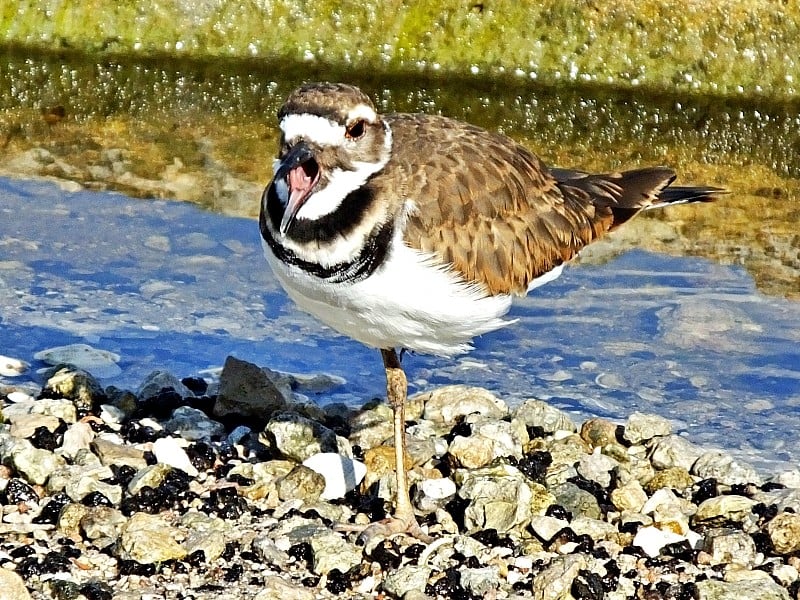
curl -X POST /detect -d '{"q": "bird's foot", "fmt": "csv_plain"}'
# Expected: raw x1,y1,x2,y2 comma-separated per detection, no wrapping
336,514,433,546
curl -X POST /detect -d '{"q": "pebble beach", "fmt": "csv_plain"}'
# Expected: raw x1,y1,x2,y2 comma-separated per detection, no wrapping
2,350,800,600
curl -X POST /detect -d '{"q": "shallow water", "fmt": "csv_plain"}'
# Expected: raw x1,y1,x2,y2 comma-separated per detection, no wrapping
0,50,798,472
0,49,797,298
1,177,798,473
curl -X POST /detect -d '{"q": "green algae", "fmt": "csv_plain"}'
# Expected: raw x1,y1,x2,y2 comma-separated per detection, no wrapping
2,0,799,99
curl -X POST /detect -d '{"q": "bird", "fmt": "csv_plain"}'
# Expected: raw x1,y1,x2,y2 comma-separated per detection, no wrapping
259,81,724,542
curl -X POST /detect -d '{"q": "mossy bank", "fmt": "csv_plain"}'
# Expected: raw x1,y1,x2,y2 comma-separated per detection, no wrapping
2,0,799,99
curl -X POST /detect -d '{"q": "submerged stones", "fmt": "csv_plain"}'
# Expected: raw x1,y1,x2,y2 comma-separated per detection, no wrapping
2,354,800,599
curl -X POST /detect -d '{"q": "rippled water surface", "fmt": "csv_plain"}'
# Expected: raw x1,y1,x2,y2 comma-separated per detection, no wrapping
2,177,798,472
1,50,798,472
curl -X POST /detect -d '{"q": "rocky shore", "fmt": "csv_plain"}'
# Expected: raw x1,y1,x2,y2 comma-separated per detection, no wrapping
2,351,800,600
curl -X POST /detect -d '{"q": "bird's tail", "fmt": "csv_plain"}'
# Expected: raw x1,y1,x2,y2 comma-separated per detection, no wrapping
551,166,727,228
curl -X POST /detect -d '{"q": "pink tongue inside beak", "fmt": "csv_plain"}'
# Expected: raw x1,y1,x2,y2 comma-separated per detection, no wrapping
287,164,315,207
280,162,319,235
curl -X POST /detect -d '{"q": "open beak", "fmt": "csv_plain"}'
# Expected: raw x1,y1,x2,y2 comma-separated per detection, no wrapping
273,142,320,235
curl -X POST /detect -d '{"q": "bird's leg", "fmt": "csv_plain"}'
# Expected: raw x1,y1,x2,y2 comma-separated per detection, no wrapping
349,348,432,545
382,347,414,521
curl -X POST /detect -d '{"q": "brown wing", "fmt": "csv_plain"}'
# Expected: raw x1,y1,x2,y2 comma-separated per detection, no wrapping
382,113,666,296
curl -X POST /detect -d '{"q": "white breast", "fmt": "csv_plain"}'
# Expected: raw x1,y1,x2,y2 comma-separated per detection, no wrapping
263,237,514,357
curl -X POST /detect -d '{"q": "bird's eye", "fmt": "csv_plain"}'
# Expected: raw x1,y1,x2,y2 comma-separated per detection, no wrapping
345,119,366,140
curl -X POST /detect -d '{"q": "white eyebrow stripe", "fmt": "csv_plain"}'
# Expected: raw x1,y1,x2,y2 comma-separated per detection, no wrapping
347,103,377,123
279,113,344,146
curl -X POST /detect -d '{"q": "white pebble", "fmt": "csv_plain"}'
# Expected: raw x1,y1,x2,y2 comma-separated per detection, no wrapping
152,436,199,476
633,525,688,557
302,452,366,500
0,355,29,377
6,390,35,403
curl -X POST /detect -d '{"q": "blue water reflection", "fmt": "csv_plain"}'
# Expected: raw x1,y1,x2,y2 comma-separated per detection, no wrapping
1,176,798,471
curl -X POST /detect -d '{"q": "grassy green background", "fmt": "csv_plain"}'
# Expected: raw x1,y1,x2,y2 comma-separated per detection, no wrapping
2,0,798,99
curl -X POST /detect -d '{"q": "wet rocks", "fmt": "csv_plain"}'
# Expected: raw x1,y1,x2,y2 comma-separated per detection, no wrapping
213,355,287,421
116,512,187,563
766,512,800,554
34,344,122,379
2,355,800,600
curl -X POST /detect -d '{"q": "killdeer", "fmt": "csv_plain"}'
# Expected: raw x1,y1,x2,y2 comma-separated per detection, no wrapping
259,82,724,541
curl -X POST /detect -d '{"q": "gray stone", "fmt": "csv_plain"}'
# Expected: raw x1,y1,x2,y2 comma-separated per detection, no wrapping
693,495,755,524
11,444,66,485
60,421,95,458
214,356,287,420
515,398,576,433
576,449,619,487
448,416,528,469
263,411,347,462
419,385,508,425
2,397,77,424
127,463,173,495
348,403,394,449
81,505,127,541
92,437,148,470
382,564,433,598
35,344,121,379
701,528,757,566
47,450,114,495
254,576,316,600
136,369,193,400
692,450,761,486
694,578,789,600
116,512,187,563
460,566,501,596
8,413,61,438
553,481,602,520
649,434,705,471
530,515,570,542
237,460,294,503
622,411,672,444
165,405,226,441
532,554,587,600
456,463,533,533
181,512,230,562
309,531,361,575
570,516,619,541
0,354,28,377
65,475,122,505
277,465,325,502
251,535,292,570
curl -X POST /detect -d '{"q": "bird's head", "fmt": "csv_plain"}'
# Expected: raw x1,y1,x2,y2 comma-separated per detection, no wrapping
269,82,392,236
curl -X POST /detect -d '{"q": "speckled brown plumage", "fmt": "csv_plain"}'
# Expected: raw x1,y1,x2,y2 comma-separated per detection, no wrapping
377,113,681,295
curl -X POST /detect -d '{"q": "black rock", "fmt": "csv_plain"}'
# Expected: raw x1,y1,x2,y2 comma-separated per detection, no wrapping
33,492,71,524
30,425,62,451
5,478,39,504
80,581,114,600
518,450,553,484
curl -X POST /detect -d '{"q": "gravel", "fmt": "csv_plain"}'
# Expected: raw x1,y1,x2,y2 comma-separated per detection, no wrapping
2,356,800,599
